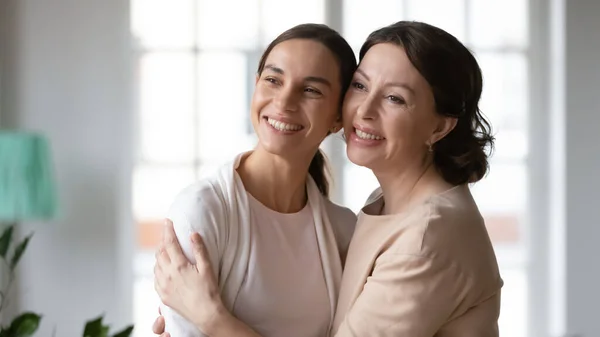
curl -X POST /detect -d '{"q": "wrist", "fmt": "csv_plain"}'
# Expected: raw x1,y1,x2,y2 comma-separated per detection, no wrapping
198,301,231,336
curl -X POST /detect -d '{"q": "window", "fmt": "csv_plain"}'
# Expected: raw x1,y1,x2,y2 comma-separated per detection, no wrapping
130,2,531,336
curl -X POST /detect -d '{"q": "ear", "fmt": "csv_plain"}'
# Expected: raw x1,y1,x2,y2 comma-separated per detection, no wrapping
255,73,260,85
429,116,458,145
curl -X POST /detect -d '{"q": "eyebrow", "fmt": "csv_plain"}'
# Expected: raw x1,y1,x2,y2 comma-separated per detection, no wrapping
355,68,415,95
264,64,332,87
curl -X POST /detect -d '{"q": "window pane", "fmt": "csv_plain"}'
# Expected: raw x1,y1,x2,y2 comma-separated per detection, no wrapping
405,0,466,42
132,165,195,222
498,266,528,337
494,130,528,161
197,0,260,49
133,257,161,337
131,0,194,49
197,52,251,163
343,163,380,214
343,0,405,52
468,0,528,49
139,52,195,164
260,0,326,45
476,52,529,160
471,161,527,245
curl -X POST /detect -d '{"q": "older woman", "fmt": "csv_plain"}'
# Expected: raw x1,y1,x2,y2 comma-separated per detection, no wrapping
154,21,502,337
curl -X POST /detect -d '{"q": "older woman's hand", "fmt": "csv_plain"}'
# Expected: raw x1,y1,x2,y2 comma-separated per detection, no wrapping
151,307,168,337
153,219,224,334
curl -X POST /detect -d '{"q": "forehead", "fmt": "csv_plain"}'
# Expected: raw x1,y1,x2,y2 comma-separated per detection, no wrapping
265,39,339,81
359,43,426,87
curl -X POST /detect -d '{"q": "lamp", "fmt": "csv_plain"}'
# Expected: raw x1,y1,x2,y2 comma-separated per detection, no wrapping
0,131,58,223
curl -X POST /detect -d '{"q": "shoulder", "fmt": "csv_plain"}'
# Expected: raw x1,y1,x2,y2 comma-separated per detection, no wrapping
419,185,502,290
167,163,236,232
170,178,225,219
421,185,489,253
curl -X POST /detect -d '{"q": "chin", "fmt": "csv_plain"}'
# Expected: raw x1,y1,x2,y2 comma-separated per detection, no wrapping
346,146,379,169
257,139,289,157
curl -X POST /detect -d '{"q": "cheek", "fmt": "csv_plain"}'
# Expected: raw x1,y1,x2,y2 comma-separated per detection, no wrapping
251,87,269,117
307,100,338,132
383,113,414,141
342,94,359,125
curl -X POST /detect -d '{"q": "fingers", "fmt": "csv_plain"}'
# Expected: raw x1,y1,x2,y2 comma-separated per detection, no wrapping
154,262,169,302
162,219,187,265
152,315,166,335
190,233,212,272
153,268,164,296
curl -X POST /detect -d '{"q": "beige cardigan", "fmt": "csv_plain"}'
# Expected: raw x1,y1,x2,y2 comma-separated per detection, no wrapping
161,152,356,337
332,185,503,337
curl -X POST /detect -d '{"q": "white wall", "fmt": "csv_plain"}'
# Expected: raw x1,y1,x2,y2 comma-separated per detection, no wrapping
563,1,600,336
0,0,134,336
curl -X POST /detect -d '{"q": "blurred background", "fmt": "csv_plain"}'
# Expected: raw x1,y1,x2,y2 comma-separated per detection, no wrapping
0,0,598,336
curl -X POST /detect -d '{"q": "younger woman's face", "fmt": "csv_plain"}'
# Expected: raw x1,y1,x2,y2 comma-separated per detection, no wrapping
251,39,342,161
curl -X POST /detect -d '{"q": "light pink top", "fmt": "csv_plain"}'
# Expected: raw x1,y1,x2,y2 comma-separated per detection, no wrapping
232,192,330,337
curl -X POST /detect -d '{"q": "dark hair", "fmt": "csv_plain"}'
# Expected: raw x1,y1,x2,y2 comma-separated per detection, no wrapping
360,21,494,185
257,23,357,196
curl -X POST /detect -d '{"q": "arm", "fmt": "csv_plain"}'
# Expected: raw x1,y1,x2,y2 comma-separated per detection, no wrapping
334,254,463,337
157,220,264,337
203,311,262,337
158,189,224,337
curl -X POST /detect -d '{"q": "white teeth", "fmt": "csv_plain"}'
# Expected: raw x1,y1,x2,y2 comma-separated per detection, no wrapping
356,129,383,140
267,118,302,131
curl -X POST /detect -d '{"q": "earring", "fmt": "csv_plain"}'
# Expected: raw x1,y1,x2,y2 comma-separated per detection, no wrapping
427,142,434,152
329,127,339,133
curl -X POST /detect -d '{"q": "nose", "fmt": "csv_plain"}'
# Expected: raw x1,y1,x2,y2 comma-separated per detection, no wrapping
273,85,299,112
356,93,378,120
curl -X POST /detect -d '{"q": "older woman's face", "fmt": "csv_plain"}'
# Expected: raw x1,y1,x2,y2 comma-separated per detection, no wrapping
342,43,448,172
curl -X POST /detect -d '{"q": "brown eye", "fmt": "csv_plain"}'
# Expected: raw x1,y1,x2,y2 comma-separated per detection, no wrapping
264,77,280,85
304,87,322,95
387,95,405,105
352,81,366,91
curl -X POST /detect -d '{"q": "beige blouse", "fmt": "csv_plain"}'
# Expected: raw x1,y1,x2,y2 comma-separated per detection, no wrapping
332,185,503,337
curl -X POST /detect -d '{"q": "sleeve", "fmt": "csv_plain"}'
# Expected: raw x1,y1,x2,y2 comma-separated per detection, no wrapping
334,253,464,337
160,187,226,337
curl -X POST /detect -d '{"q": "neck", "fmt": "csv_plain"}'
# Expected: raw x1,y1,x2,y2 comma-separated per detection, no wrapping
374,159,449,215
237,147,313,213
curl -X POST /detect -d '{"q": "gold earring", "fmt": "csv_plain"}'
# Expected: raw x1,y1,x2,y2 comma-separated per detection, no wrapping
427,142,434,152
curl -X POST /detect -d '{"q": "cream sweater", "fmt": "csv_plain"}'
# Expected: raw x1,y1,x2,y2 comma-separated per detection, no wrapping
161,152,356,337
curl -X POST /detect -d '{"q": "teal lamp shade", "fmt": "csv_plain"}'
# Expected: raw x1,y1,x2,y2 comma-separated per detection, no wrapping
0,131,58,221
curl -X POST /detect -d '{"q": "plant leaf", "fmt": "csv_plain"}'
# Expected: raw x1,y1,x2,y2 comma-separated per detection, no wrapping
0,226,14,258
83,316,104,337
112,325,134,337
8,312,42,337
100,325,110,337
10,234,32,271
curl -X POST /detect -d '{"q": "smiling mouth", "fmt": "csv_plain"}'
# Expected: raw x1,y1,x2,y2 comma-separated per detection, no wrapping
264,117,304,132
354,128,384,140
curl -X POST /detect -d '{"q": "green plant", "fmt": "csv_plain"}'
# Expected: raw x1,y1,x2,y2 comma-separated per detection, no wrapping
0,225,134,337
0,225,37,337
82,316,134,337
